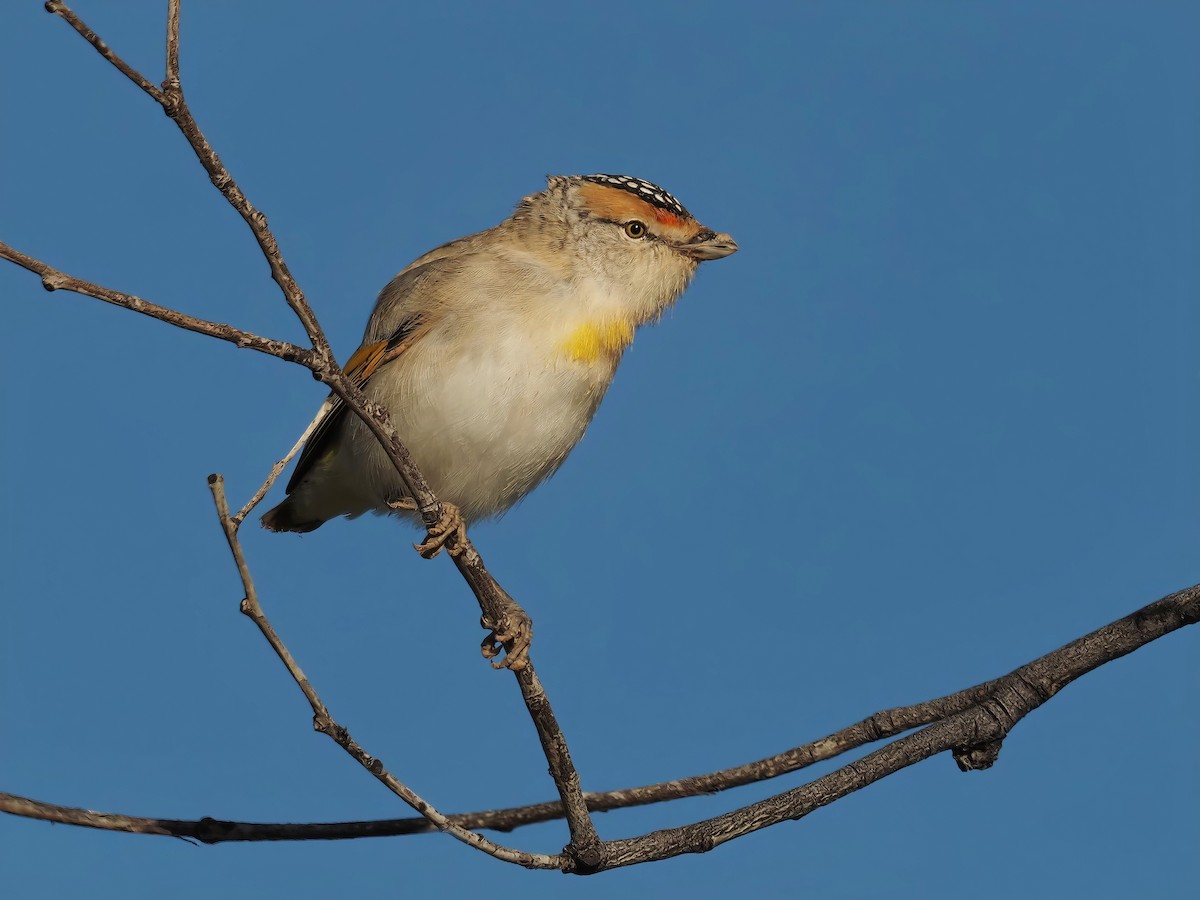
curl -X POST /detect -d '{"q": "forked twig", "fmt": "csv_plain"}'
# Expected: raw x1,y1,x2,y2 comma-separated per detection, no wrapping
207,475,565,870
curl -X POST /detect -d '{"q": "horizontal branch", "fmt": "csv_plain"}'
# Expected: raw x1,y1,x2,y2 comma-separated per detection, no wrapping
5,582,1195,859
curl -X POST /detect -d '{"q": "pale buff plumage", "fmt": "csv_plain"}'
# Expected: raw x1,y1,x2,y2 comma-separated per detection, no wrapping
261,174,737,534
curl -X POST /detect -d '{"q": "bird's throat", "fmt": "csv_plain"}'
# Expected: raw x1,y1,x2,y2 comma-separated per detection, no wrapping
561,319,636,364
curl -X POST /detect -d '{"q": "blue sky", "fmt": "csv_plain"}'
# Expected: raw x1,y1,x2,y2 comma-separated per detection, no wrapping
2,1,1196,897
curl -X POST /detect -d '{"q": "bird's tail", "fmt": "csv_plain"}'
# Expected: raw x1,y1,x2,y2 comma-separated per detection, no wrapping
260,498,324,533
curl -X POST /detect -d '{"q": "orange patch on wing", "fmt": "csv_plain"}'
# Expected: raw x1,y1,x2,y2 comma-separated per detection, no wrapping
342,340,389,387
341,321,429,389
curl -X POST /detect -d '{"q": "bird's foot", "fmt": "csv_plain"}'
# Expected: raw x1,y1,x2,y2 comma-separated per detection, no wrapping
412,501,467,559
481,597,532,671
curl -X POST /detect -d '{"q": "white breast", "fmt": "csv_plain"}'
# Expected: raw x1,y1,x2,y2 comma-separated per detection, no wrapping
342,302,621,522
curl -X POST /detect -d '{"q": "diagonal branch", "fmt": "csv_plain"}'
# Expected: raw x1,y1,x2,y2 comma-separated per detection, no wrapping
47,0,327,355
27,0,604,863
205,475,564,870
44,0,163,100
233,398,335,526
589,582,1200,871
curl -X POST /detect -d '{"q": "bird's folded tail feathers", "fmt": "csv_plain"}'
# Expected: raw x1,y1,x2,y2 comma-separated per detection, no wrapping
261,498,324,533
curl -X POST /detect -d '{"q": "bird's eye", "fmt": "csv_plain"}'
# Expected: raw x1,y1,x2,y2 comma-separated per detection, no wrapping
624,220,647,239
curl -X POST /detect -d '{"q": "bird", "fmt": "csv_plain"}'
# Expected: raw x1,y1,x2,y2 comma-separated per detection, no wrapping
261,173,737,550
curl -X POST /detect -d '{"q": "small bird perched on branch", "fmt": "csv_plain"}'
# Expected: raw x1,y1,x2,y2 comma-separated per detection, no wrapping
262,174,737,553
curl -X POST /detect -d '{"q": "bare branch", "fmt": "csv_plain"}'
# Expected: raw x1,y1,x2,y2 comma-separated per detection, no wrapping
5,582,1195,861
0,240,316,365
592,582,1200,871
205,475,565,870
233,398,334,527
47,0,328,355
164,0,180,87
44,0,163,100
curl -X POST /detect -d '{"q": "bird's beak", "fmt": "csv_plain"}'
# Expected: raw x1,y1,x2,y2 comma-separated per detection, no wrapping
680,228,739,261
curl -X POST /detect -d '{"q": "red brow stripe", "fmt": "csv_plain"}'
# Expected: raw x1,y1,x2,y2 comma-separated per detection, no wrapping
652,208,686,227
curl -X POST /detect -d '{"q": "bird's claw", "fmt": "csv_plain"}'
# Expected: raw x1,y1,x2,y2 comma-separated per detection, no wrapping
481,606,532,671
412,502,467,559
395,497,529,667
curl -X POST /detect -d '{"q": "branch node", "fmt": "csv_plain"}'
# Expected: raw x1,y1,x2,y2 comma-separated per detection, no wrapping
313,715,340,739
40,272,67,292
952,738,1005,772
567,839,608,875
160,82,182,116
194,817,231,845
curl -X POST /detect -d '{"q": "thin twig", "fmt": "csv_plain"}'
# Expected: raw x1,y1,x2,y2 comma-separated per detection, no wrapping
233,398,334,527
206,475,564,870
164,0,180,86
0,241,316,366
44,1,163,100
48,0,328,355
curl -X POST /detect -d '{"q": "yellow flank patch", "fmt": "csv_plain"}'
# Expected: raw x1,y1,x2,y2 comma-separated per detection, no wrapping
561,319,636,364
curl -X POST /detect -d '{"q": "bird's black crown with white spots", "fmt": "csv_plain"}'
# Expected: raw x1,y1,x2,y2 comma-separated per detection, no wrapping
582,174,692,219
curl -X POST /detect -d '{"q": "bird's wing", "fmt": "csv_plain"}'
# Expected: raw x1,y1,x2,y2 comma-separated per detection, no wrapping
284,245,491,494
284,313,426,494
